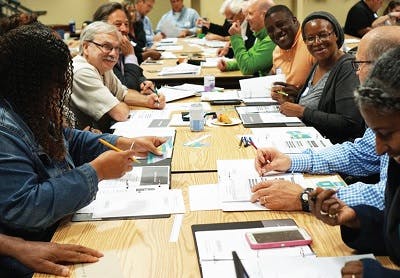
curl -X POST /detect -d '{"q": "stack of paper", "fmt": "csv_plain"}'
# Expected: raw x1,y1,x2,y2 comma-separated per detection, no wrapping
235,106,303,128
239,74,286,99
249,126,332,153
217,159,304,211
157,86,197,102
158,63,201,76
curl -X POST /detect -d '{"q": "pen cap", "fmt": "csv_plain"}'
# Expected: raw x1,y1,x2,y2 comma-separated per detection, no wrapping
189,103,204,132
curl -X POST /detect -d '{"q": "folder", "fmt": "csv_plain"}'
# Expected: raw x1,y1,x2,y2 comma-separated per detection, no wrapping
191,219,313,277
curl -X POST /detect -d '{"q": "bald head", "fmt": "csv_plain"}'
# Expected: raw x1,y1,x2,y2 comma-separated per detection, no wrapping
256,0,275,11
357,26,400,83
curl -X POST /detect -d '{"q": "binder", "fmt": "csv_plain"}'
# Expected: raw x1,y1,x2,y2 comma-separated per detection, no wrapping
235,106,304,128
191,219,302,277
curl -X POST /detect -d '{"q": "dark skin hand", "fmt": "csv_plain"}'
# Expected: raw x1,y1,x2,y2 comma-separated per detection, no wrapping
341,260,363,278
10,238,103,277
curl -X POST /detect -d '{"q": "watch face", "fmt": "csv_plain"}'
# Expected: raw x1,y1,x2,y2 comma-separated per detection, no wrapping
301,193,309,201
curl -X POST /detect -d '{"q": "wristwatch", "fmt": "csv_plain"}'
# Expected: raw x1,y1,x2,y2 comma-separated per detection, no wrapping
300,188,314,212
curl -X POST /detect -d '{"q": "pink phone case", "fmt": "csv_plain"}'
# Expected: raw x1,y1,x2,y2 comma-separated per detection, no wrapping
245,229,312,250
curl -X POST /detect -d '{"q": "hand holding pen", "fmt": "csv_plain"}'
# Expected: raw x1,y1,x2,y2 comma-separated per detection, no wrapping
148,85,166,109
90,139,137,181
254,147,292,176
140,81,155,95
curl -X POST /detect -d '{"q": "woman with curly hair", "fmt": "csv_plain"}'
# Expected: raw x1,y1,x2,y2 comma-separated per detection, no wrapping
310,46,400,277
0,22,166,277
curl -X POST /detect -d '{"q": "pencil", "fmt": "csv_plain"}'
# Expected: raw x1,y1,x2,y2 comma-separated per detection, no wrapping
275,90,289,97
98,139,140,163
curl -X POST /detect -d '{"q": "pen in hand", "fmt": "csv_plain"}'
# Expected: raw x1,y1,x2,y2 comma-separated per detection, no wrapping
275,91,289,97
98,138,140,164
148,83,160,106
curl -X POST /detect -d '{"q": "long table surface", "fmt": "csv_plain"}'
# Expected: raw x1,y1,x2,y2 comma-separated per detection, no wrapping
34,172,398,278
171,102,256,173
141,39,252,88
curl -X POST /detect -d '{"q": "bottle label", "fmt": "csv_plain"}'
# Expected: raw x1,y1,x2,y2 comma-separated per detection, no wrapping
190,119,204,132
204,75,215,92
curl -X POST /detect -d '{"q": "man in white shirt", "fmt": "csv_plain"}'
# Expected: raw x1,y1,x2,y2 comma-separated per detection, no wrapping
154,0,200,39
71,22,164,132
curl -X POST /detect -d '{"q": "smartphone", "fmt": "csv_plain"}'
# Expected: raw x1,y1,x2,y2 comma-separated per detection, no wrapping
245,226,312,249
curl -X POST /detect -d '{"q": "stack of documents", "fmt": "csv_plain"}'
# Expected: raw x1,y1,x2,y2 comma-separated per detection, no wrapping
217,159,304,211
249,126,332,153
157,86,197,102
239,74,285,105
73,165,185,221
158,63,201,76
192,219,315,278
235,106,303,128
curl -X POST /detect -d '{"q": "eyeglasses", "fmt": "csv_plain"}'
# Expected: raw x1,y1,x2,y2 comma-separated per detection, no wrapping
304,31,334,45
351,60,373,71
87,41,121,54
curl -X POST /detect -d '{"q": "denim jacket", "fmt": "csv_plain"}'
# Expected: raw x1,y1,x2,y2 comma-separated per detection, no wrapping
0,99,118,241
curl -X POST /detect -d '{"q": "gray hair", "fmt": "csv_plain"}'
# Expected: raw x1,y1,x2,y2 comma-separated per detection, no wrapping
355,46,400,113
79,21,121,54
364,26,400,61
229,0,245,14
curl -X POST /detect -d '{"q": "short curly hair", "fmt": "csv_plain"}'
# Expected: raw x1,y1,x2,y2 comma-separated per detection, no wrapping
0,22,73,160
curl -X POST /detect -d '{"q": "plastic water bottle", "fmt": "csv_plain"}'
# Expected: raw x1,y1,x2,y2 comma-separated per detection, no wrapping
189,103,204,132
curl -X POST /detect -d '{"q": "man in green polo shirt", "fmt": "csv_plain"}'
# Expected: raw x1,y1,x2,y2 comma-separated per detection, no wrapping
217,0,276,76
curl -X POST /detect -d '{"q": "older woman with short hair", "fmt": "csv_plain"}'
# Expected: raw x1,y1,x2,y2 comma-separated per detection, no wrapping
273,11,365,144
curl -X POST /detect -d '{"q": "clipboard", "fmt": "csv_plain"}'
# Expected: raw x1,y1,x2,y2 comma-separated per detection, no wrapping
191,219,298,277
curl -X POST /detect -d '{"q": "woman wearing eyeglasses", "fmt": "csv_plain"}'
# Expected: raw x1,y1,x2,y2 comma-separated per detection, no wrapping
272,11,365,144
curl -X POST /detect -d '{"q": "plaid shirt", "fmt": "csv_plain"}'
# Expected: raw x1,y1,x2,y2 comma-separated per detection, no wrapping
289,128,388,209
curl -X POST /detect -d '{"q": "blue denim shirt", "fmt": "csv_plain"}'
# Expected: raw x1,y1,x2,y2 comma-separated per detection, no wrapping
0,99,118,240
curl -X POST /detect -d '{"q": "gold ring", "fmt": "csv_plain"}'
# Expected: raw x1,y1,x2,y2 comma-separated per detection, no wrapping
263,196,267,203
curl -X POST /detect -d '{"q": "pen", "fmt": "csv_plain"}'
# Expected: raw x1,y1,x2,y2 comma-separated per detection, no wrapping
248,137,258,150
275,90,289,97
98,138,140,163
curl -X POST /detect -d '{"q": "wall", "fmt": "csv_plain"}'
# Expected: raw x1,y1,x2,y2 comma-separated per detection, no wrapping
19,0,391,31
20,0,108,28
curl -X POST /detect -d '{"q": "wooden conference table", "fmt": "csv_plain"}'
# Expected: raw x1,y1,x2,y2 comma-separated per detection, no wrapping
34,97,399,278
141,39,252,89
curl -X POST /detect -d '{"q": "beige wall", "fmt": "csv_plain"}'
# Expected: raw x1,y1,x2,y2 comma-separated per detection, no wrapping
19,0,391,30
20,0,108,27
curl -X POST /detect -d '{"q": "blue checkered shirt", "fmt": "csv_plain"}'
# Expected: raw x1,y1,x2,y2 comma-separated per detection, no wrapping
289,128,388,209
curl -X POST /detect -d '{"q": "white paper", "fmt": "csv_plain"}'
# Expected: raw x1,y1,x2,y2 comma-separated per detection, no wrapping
189,184,221,211
256,254,375,278
157,86,196,102
164,102,211,113
239,74,286,98
249,126,332,154
161,51,177,59
195,228,314,262
156,45,183,51
169,113,190,127
201,90,239,101
92,189,185,218
217,159,304,202
158,63,201,76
